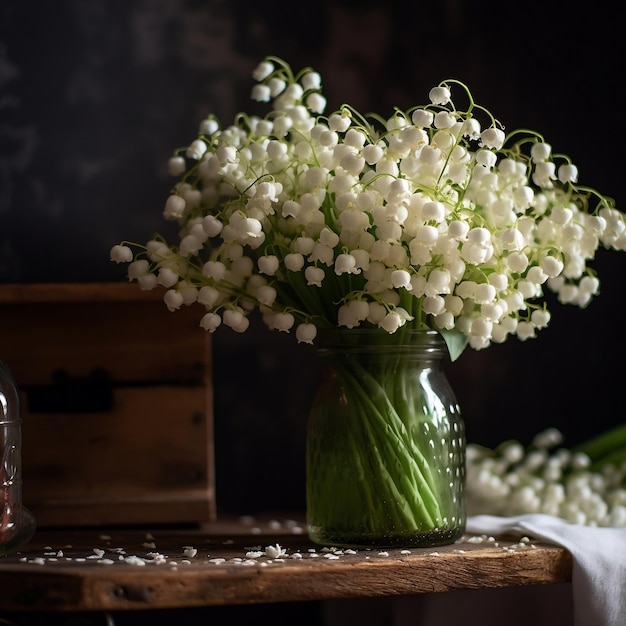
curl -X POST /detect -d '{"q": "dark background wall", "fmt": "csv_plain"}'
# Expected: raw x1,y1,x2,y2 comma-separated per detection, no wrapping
1,0,624,515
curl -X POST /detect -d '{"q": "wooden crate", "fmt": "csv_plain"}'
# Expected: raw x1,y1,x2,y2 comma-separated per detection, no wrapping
0,283,216,528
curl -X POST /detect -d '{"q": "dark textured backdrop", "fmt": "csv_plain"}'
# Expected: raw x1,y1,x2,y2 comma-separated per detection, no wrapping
1,0,624,515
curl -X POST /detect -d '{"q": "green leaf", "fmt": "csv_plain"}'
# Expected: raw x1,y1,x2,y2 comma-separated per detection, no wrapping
438,328,469,362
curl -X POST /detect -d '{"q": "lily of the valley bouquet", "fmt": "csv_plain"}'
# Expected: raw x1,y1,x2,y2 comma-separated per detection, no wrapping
112,56,624,359
112,56,626,536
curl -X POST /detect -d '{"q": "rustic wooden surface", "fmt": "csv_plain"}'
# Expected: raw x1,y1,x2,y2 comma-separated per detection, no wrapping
0,517,572,613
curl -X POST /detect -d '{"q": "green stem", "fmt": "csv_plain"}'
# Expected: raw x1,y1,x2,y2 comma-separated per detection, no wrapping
573,422,626,467
307,357,456,535
340,363,439,528
341,360,443,523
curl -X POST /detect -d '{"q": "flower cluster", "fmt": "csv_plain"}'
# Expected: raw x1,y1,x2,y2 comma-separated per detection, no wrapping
111,56,625,359
466,428,626,527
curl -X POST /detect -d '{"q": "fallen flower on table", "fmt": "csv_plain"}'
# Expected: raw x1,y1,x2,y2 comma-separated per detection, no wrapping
467,426,626,526
264,543,287,558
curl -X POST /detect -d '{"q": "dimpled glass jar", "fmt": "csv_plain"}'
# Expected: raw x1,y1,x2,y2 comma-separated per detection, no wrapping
306,328,466,549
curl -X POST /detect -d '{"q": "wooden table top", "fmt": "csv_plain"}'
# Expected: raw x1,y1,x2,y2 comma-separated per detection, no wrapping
0,515,572,613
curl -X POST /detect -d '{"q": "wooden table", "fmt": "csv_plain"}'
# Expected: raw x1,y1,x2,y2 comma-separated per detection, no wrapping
0,515,572,615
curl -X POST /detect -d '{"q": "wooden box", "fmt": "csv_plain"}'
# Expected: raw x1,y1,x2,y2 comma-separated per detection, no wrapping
0,283,215,528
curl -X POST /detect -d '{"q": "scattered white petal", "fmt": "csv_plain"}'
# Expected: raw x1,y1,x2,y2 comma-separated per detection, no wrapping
265,543,287,559
246,551,263,558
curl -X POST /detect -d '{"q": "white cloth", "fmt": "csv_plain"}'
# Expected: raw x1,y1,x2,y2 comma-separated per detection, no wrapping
467,514,626,626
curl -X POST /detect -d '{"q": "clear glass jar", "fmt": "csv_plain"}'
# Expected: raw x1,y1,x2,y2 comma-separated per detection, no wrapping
306,328,465,549
1,360,36,555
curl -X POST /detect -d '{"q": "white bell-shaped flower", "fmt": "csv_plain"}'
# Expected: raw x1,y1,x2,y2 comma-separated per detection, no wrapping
272,311,295,332
256,285,277,306
168,156,186,176
531,309,551,329
252,60,274,81
309,242,333,266
541,256,564,277
480,128,505,150
334,253,359,276
295,323,318,344
157,267,179,288
558,163,578,183
391,269,412,290
202,260,226,281
258,255,280,276
127,259,150,280
362,144,384,165
137,273,158,291
516,321,536,341
164,289,184,312
186,139,207,160
338,300,369,328
411,108,434,127
285,252,305,272
530,142,552,162
423,295,445,315
379,307,412,333
110,245,133,263
200,312,222,332
305,266,325,287
197,285,221,307
223,308,250,333
429,85,451,105
163,194,186,219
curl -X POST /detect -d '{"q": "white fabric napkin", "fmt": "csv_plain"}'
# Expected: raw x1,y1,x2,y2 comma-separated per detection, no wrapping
467,514,626,626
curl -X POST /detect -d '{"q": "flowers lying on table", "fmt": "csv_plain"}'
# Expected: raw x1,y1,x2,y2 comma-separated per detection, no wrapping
467,426,626,526
110,55,625,361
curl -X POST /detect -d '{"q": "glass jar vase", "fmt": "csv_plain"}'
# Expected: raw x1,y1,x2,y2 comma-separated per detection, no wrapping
1,360,36,555
306,328,465,549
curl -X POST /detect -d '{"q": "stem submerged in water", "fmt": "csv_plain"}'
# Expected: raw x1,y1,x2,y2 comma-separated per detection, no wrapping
306,330,466,548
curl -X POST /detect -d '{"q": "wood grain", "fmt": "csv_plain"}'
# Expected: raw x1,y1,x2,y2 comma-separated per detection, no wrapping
0,521,572,612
